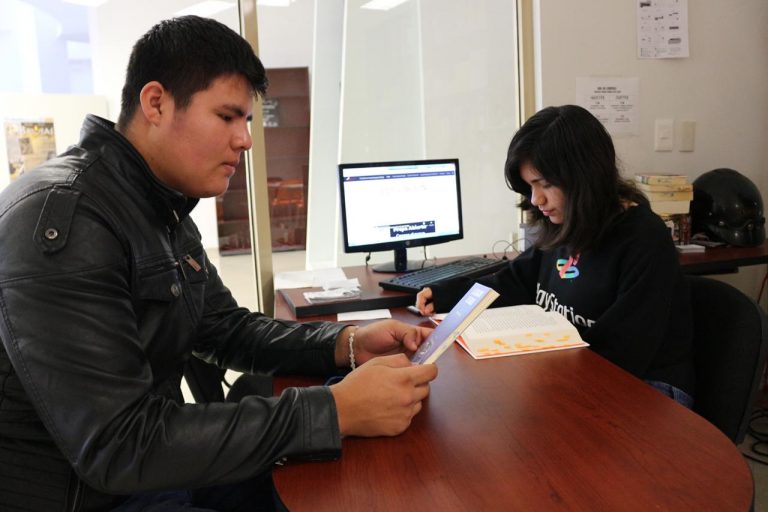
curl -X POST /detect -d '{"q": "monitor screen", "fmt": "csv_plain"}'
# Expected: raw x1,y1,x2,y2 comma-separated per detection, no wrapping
338,158,463,273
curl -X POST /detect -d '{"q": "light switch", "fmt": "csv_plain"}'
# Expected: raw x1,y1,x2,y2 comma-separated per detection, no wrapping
654,118,674,151
679,120,696,152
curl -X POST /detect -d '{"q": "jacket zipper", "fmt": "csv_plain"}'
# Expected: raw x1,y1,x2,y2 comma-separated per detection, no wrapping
69,478,83,511
183,254,202,272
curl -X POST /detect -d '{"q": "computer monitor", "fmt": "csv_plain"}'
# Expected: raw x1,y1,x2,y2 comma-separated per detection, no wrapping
338,158,463,273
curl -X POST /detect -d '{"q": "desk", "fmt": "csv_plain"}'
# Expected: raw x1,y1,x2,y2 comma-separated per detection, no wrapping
679,239,768,274
273,295,754,510
275,264,415,319
276,242,768,318
277,265,413,317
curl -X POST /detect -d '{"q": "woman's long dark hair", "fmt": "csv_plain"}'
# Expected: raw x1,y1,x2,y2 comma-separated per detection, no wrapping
504,105,647,254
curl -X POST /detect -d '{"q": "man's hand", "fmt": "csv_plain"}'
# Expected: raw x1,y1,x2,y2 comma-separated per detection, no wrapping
334,319,433,367
415,287,435,317
330,354,438,437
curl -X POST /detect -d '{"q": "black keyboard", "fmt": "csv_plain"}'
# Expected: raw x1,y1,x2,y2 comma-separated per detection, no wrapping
379,257,507,293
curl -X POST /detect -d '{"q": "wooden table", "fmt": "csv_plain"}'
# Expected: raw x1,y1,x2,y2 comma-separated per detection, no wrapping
679,239,768,274
272,308,754,510
275,241,768,317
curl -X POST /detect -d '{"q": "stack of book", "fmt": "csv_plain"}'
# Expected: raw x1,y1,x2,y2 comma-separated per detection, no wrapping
634,173,693,245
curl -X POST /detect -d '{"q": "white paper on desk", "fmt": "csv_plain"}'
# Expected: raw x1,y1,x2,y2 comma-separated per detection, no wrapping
337,309,392,321
274,268,348,289
323,278,360,290
303,288,361,303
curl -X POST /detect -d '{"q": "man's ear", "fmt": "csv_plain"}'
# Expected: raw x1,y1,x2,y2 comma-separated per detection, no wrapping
138,81,168,126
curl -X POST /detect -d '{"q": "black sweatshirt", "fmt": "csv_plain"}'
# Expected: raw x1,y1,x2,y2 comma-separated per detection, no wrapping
430,204,694,395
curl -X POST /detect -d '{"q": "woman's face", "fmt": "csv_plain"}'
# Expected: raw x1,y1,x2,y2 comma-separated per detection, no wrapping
520,161,566,225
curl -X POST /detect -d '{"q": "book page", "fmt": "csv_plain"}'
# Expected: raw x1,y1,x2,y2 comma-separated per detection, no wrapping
458,305,588,359
467,305,561,334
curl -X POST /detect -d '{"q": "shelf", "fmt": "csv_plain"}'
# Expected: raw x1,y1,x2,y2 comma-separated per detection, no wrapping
217,67,310,253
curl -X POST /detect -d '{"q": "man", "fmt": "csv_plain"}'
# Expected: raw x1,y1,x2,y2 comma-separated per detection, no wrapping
0,16,437,511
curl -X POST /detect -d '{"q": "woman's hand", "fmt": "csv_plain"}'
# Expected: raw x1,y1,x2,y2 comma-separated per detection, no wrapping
415,287,435,317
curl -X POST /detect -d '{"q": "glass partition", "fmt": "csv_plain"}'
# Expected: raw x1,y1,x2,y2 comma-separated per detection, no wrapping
306,0,521,269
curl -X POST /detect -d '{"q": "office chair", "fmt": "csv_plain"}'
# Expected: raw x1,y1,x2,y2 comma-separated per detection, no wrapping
183,357,273,403
688,275,768,444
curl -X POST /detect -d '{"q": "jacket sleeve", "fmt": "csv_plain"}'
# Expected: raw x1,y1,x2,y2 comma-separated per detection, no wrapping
429,248,541,312
0,195,341,494
190,256,347,377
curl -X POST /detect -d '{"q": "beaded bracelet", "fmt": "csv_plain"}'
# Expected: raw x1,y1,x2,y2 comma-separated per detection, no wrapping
348,327,357,371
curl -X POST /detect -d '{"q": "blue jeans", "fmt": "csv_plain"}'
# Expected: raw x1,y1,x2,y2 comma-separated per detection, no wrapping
112,473,287,512
645,379,694,409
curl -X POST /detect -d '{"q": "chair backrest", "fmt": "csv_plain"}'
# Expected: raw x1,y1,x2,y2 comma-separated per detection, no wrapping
183,357,227,403
183,357,274,403
688,275,768,444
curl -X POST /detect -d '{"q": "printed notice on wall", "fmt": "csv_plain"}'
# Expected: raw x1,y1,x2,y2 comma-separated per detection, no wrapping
262,98,280,127
637,0,689,59
4,118,57,181
576,77,639,136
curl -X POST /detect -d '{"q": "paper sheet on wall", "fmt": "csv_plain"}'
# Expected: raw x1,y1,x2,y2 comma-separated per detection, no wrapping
4,118,57,181
637,0,689,59
576,77,639,136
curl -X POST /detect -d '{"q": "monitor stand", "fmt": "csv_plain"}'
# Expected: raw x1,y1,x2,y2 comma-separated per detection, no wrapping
372,247,436,273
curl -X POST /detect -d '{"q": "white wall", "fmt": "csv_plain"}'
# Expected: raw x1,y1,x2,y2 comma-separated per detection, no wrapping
536,0,768,305
0,1,41,93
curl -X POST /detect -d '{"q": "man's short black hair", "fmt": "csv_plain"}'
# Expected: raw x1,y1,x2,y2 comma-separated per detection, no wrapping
116,15,268,130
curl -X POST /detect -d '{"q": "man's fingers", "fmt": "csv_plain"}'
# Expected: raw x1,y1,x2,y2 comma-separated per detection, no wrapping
364,353,410,368
405,362,438,385
411,383,431,402
398,325,434,352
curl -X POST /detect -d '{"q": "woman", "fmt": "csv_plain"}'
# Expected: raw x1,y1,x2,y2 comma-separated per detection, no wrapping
416,105,694,407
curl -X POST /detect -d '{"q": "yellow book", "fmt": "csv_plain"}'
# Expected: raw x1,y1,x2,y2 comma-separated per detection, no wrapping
649,199,691,215
646,189,694,201
636,182,693,193
635,173,688,186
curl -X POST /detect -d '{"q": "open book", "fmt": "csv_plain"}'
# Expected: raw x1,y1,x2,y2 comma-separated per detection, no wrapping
435,304,588,359
410,283,499,364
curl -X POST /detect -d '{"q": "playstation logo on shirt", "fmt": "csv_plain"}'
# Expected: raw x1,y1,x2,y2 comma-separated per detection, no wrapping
556,255,580,279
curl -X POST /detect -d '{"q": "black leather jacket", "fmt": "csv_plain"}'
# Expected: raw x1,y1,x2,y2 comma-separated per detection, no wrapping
0,115,343,511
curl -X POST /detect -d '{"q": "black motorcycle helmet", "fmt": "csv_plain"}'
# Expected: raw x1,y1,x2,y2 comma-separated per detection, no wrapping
690,168,765,247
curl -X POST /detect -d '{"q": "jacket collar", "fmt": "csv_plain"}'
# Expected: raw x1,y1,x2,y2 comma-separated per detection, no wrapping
78,114,198,229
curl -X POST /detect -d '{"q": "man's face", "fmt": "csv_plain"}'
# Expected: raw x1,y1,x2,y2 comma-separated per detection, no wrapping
151,74,254,198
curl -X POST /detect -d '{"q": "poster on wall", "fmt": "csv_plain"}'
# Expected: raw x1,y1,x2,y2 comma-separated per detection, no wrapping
576,77,639,136
4,118,57,181
637,0,689,59
262,98,281,127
